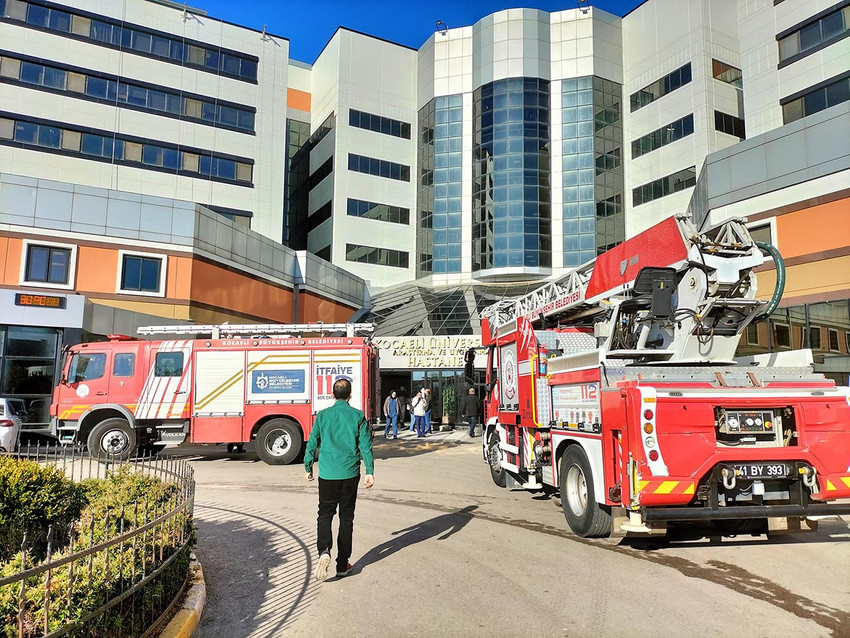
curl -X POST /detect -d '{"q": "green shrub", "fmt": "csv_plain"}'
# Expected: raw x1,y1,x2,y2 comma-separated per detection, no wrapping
0,457,86,563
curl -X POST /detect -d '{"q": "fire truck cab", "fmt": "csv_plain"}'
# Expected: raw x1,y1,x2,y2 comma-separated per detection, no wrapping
50,323,378,464
481,215,850,537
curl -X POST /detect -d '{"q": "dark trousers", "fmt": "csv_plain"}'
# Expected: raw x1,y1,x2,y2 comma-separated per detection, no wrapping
317,475,359,570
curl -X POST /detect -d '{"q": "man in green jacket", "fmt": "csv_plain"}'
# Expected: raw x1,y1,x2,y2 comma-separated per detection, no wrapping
305,378,375,582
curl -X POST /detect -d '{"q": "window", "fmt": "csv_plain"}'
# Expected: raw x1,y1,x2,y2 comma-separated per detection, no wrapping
1,114,252,185
782,73,850,123
347,198,410,225
630,63,692,112
828,329,840,351
778,5,850,65
747,222,774,245
349,109,411,139
809,326,822,349
24,244,71,285
68,353,106,383
712,59,743,88
348,153,410,182
345,243,409,269
631,114,694,158
307,201,332,231
714,111,746,139
5,0,259,82
746,323,760,345
772,323,791,348
315,245,331,261
154,352,184,377
119,253,163,294
632,166,696,206
113,353,135,377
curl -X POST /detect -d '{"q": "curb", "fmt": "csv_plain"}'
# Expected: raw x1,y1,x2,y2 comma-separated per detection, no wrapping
159,553,206,638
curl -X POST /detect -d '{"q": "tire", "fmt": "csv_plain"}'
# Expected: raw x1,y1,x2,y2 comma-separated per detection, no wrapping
87,418,136,461
559,445,612,538
255,418,302,465
487,430,507,488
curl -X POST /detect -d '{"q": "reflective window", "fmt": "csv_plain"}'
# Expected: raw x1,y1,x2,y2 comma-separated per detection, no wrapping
473,78,551,272
113,353,135,377
24,244,71,284
632,166,696,206
712,59,743,88
714,111,746,139
346,243,409,269
155,352,184,377
631,114,694,158
347,198,409,225
4,0,259,81
782,74,850,123
348,153,410,182
307,201,332,232
349,109,411,139
120,255,162,293
778,7,850,63
630,63,691,112
68,353,106,383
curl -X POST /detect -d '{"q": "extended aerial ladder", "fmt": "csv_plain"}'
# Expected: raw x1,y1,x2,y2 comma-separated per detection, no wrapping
481,214,783,364
137,322,375,339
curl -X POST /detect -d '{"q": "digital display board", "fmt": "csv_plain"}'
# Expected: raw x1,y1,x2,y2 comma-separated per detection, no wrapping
14,293,67,309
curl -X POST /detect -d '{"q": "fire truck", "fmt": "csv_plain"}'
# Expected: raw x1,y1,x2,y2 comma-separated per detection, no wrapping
50,323,378,464
481,214,850,537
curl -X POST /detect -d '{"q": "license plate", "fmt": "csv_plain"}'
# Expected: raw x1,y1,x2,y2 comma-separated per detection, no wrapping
733,463,791,479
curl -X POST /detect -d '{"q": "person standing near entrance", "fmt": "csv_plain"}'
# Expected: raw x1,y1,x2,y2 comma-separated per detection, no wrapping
461,387,480,438
423,388,433,434
411,388,428,437
305,378,375,582
383,391,401,439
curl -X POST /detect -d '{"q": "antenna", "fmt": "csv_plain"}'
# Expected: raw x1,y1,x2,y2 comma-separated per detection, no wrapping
436,20,448,36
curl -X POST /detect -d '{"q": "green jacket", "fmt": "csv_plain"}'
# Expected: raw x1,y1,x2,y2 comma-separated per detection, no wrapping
304,400,374,480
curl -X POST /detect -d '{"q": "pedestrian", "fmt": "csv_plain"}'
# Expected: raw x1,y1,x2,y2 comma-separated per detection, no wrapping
383,390,400,439
305,378,375,582
423,388,433,434
411,388,428,437
461,387,480,438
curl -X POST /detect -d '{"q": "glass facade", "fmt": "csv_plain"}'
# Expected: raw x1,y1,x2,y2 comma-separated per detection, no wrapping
417,95,463,276
0,325,61,428
562,76,624,267
473,77,551,272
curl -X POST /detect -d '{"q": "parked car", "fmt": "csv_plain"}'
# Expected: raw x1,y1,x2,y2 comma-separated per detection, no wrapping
0,398,24,452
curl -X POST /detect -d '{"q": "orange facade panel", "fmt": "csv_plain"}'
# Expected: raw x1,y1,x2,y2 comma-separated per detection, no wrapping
287,88,311,112
189,259,295,322
0,236,22,286
776,197,850,260
75,246,118,291
296,292,357,323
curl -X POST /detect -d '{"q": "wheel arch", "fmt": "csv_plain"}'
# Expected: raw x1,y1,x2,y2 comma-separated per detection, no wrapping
78,405,137,441
554,436,606,505
250,413,305,441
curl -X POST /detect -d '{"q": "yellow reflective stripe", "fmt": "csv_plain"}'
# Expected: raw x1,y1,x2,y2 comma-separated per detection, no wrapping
655,481,679,494
825,479,836,491
682,483,695,495
841,477,850,489
638,480,650,491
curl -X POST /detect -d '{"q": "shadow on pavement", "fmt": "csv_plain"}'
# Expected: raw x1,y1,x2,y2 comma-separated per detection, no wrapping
354,505,478,573
371,436,465,460
194,503,317,638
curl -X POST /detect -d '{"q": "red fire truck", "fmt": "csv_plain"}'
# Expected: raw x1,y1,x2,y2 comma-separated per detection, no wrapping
481,214,850,537
50,323,378,464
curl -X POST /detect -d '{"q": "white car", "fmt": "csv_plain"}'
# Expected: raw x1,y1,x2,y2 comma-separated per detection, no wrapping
0,398,24,452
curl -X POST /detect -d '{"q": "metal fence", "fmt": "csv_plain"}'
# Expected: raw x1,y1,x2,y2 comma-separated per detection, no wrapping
0,444,195,637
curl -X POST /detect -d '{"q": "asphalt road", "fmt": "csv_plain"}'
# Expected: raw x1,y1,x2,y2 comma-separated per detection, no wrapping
162,429,850,638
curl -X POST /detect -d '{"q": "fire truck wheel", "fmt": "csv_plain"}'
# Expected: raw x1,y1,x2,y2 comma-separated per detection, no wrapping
88,418,136,461
256,419,302,465
487,431,507,488
559,445,612,538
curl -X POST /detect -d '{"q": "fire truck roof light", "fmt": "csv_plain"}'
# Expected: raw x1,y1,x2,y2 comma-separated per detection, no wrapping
107,334,138,341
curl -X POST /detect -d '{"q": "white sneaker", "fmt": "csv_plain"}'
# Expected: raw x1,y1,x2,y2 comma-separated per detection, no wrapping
314,551,331,582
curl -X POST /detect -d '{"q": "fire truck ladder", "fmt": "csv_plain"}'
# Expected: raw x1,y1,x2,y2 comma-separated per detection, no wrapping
137,323,375,339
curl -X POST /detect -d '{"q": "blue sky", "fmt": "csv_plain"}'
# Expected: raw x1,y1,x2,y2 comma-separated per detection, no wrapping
193,1,644,63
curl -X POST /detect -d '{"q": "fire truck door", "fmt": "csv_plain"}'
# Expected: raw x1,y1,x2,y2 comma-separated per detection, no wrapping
191,350,245,444
63,349,111,415
135,342,193,421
